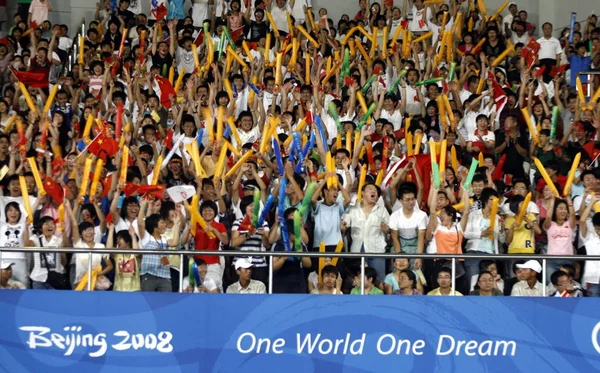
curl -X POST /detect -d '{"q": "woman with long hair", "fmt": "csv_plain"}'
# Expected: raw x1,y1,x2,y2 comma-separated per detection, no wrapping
107,224,140,292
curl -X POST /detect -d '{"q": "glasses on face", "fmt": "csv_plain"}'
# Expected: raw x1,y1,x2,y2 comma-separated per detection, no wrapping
514,186,526,191
438,275,451,280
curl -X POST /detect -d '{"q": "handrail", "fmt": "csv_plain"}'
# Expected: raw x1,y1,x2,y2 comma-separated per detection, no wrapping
0,246,594,260
1,247,585,296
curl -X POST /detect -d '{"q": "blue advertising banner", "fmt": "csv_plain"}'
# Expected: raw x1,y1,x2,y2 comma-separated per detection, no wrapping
1,291,600,372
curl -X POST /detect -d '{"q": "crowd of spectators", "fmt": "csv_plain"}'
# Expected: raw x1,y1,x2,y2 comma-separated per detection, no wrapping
0,0,599,297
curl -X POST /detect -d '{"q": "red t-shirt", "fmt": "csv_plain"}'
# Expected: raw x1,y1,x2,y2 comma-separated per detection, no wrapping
536,175,567,193
194,220,227,264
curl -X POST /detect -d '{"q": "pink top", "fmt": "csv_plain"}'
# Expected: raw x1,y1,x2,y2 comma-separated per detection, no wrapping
546,221,574,255
229,13,244,31
29,0,49,25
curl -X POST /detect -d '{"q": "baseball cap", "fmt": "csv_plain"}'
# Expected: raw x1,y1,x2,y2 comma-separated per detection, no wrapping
235,258,253,270
516,260,542,273
1,261,15,270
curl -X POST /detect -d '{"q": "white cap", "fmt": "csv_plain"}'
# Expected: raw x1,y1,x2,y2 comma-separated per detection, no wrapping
516,260,542,273
1,261,15,270
235,258,253,270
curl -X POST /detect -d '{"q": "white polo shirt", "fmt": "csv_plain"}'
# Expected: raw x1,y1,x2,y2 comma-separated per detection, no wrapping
537,37,563,60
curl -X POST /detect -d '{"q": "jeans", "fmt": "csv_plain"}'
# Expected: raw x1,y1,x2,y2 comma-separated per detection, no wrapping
587,283,600,297
140,274,172,292
366,258,387,284
32,281,53,290
464,252,493,286
360,245,387,283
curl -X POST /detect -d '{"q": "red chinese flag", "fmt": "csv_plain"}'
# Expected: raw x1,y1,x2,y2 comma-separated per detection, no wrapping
397,154,432,206
154,4,167,22
155,75,176,109
87,132,119,162
51,157,66,174
123,182,165,198
527,39,541,54
165,129,174,150
549,65,567,78
11,68,49,89
493,154,507,180
535,65,546,78
305,111,313,125
44,176,64,205
583,141,600,161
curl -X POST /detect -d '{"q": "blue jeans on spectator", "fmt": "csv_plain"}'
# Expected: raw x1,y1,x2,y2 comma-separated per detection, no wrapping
464,251,492,286
360,245,386,283
587,283,600,297
32,281,53,290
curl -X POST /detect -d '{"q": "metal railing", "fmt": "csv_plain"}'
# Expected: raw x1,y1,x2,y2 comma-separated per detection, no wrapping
578,71,600,97
1,247,594,295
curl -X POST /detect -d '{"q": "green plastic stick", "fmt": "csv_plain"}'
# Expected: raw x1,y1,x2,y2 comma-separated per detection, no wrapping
464,158,479,191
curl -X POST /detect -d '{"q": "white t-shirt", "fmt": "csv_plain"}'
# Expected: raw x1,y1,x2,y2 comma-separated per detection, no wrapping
389,208,428,240
389,18,405,43
182,276,218,292
380,108,403,131
115,217,140,238
0,196,39,224
291,0,311,24
511,33,531,45
73,240,107,284
271,4,292,34
409,6,431,32
191,0,210,27
175,46,199,74
503,14,514,35
403,85,422,115
0,222,26,260
468,129,496,143
537,37,563,60
29,234,65,282
427,18,454,47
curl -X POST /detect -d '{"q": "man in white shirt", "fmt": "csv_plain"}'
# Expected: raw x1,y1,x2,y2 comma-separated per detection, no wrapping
409,0,430,32
226,258,267,294
502,2,518,36
175,36,200,74
342,183,390,281
291,0,310,26
511,260,544,296
537,23,563,83
270,0,294,35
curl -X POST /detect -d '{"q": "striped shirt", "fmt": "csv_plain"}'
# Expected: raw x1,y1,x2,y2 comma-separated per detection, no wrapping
231,218,269,268
140,234,171,279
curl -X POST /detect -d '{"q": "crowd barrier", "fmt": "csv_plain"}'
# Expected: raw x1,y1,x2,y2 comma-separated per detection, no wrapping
2,247,600,294
2,248,600,371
